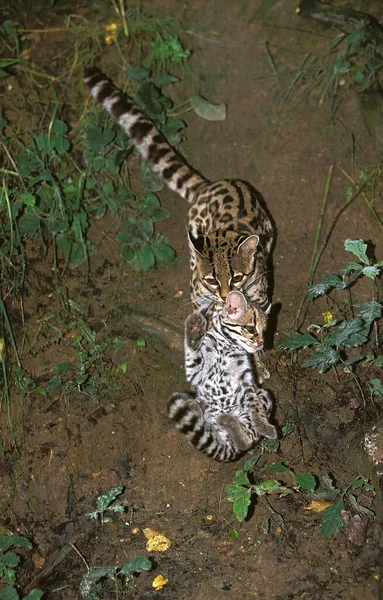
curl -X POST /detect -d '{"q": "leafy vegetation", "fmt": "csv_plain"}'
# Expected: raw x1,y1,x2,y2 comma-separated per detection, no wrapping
0,534,44,599
279,239,382,400
79,555,152,600
226,431,375,540
84,486,125,524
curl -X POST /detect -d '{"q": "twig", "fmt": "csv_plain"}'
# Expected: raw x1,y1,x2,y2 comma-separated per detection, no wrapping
337,165,383,229
261,41,281,90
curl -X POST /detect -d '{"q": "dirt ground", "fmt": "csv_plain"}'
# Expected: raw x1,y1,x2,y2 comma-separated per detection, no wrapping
0,0,383,598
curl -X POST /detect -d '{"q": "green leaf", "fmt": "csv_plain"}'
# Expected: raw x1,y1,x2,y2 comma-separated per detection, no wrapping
137,338,146,348
95,486,124,511
277,332,317,350
324,318,368,347
2,553,19,568
46,376,62,394
350,476,365,489
321,499,345,539
0,586,19,600
357,301,382,323
136,245,155,271
253,479,290,496
370,378,383,398
295,473,316,492
344,239,369,265
18,213,40,237
243,453,261,471
160,117,185,145
138,216,154,240
16,149,41,177
54,362,75,373
152,242,176,264
303,348,340,373
53,120,68,134
85,124,115,151
190,95,227,121
226,484,251,522
0,535,32,552
126,65,150,81
121,245,134,262
233,470,250,486
22,193,36,207
119,556,152,577
135,82,167,124
307,274,342,299
362,265,380,279
262,462,291,473
153,73,179,86
24,591,44,600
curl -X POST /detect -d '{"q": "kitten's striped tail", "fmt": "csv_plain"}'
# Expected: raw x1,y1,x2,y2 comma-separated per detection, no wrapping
168,393,244,462
83,67,207,203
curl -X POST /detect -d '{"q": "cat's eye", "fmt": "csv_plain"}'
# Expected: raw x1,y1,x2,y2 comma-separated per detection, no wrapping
204,277,219,287
245,325,256,334
232,273,245,284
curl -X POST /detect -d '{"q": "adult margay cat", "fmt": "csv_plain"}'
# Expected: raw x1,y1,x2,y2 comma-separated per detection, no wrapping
168,291,277,461
83,67,275,313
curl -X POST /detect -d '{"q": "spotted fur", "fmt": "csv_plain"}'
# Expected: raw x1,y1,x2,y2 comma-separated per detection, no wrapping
83,67,275,312
168,291,277,461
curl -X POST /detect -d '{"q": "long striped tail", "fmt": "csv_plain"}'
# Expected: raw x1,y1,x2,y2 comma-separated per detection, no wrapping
83,67,207,202
167,393,248,461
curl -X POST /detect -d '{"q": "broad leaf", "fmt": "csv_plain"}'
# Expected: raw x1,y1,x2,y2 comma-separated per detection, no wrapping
96,486,123,511
370,378,383,398
0,535,32,552
262,462,291,473
85,124,115,151
226,484,251,522
152,242,175,264
119,556,152,577
344,239,369,265
0,586,18,600
324,318,367,347
253,479,291,496
136,245,155,271
303,348,340,373
321,499,345,539
357,301,382,324
307,274,342,299
243,453,261,470
126,65,150,81
278,332,317,350
24,591,44,600
362,266,380,279
295,473,316,492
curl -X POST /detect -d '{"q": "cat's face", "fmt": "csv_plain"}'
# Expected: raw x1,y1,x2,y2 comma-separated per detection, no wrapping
221,290,266,353
188,231,259,302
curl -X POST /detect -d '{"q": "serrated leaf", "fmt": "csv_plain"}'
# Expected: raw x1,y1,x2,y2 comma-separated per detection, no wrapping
344,239,369,265
324,318,366,347
0,535,32,552
2,552,20,567
233,470,250,486
295,473,316,491
262,462,291,473
303,348,340,373
119,556,152,577
321,499,345,539
226,484,251,521
357,301,382,323
190,95,227,121
136,245,155,271
277,332,318,350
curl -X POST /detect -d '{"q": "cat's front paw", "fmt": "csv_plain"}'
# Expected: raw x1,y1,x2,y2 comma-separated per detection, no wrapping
185,311,207,346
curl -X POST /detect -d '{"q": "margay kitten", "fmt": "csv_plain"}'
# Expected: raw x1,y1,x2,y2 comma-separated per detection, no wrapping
83,67,275,313
168,291,277,461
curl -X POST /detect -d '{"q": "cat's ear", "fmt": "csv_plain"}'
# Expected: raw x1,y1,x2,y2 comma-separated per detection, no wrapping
223,290,248,321
188,230,205,256
236,235,259,258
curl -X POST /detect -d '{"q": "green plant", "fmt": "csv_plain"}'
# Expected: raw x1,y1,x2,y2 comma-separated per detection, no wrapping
279,240,382,392
227,445,375,540
0,534,44,599
84,486,125,524
79,556,152,600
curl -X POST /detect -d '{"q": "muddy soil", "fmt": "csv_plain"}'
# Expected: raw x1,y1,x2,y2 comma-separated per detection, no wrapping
0,1,382,598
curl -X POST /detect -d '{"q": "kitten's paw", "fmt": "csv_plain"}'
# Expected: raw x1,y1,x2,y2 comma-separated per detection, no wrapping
185,311,207,345
258,422,277,440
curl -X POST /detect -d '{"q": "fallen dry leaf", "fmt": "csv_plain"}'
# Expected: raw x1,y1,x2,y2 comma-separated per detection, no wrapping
143,528,171,552
304,500,333,513
152,574,169,590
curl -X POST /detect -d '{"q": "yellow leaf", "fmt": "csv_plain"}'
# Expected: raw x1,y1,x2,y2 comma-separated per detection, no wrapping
304,500,333,513
152,575,169,590
143,528,171,552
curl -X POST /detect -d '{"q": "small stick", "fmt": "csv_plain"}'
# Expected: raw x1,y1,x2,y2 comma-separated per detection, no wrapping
337,165,383,230
261,41,281,90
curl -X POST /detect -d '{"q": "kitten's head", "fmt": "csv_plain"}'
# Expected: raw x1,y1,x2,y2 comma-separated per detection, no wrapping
188,231,259,302
220,290,266,353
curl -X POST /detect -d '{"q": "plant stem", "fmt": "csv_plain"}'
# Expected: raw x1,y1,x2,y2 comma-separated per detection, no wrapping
295,164,334,329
